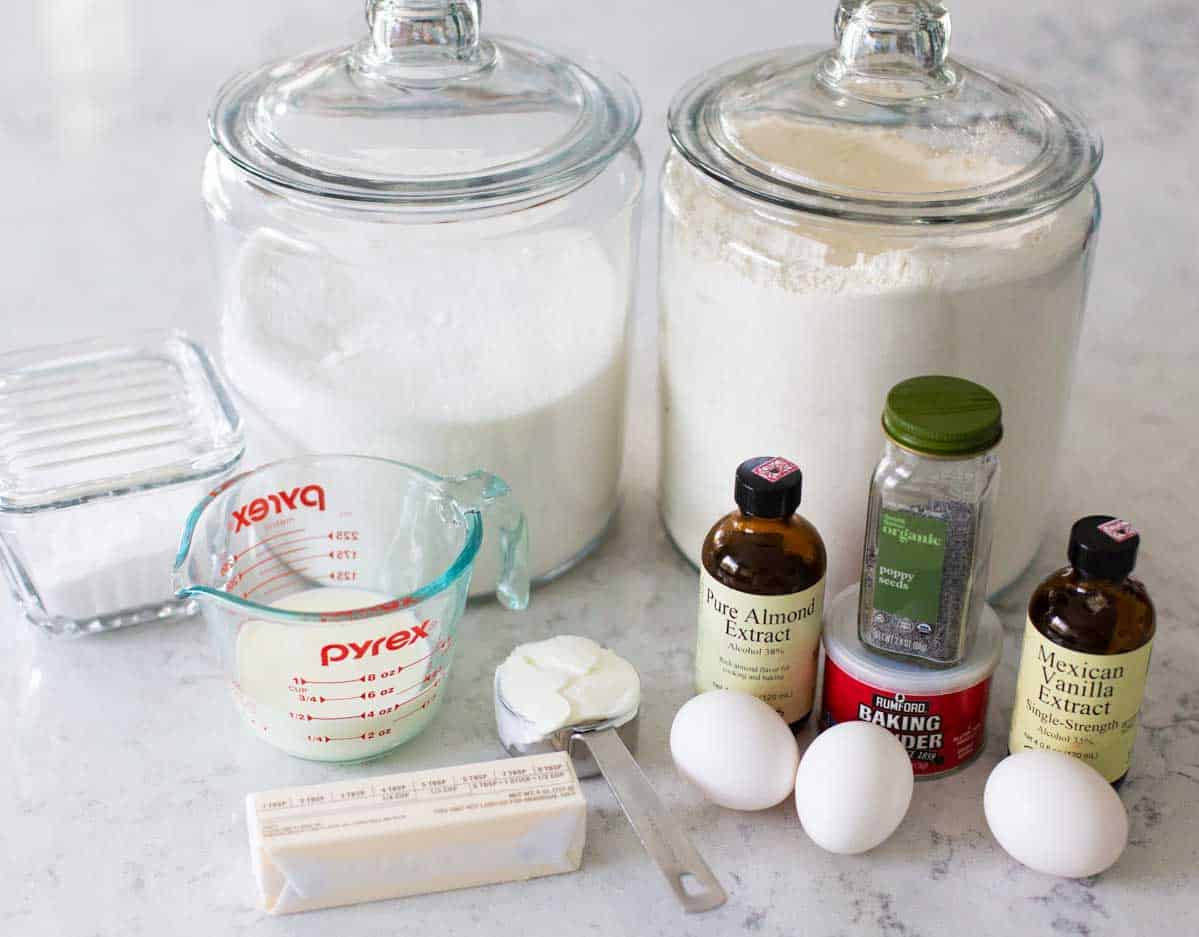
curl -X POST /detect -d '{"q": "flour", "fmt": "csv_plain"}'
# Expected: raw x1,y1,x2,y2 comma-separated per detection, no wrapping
222,222,630,589
659,126,1097,594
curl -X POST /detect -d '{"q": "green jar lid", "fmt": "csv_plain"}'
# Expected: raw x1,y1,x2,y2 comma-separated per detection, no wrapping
882,376,1003,457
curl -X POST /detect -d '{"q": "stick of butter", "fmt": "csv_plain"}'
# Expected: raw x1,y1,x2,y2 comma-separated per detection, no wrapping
246,751,586,914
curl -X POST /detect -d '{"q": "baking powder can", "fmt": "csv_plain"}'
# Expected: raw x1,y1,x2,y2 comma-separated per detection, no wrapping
819,584,1002,779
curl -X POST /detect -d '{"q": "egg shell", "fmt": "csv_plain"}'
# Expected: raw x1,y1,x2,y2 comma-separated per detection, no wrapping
984,751,1128,878
794,721,914,854
670,690,799,811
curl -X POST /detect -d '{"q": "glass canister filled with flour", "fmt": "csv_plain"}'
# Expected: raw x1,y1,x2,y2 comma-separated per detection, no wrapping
659,0,1101,595
203,0,642,592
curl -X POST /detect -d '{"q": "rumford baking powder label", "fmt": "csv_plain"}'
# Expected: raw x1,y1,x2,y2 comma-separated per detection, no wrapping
1009,621,1152,783
819,656,991,776
695,570,824,724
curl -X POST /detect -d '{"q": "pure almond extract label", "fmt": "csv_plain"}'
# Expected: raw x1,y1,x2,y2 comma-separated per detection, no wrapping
1009,620,1152,783
695,569,824,724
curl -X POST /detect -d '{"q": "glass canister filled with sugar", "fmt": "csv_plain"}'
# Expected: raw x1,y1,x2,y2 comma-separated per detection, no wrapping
858,376,1002,667
203,0,642,593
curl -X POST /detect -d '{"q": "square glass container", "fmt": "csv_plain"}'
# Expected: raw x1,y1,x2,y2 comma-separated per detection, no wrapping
0,330,244,635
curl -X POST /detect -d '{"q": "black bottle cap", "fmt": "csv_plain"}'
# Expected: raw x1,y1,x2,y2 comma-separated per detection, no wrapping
1068,515,1140,580
734,457,803,519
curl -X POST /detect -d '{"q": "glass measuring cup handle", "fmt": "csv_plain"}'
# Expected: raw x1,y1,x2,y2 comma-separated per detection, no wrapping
445,471,530,611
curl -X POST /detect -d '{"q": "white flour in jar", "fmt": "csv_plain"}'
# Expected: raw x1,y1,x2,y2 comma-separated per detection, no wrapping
659,122,1097,593
222,224,630,590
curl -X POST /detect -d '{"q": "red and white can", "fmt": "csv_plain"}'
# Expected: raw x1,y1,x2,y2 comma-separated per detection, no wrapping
819,585,1002,779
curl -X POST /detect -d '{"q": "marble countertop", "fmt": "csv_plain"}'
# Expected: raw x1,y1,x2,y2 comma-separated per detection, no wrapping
4,1,1197,934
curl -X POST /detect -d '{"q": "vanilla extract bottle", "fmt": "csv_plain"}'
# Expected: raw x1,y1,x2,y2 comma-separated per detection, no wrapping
1009,516,1155,787
695,457,827,731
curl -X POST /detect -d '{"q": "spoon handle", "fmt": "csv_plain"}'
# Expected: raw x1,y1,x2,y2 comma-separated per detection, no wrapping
574,727,727,913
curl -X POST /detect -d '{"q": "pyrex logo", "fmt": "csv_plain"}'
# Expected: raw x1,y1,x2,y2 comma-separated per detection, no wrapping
320,620,434,667
232,484,326,532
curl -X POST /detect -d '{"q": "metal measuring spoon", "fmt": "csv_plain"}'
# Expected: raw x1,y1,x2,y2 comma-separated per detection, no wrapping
495,678,727,913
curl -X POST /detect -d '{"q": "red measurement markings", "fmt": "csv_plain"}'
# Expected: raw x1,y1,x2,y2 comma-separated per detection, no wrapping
391,677,441,710
307,686,397,703
220,534,321,582
289,673,442,722
302,689,441,744
307,727,393,744
378,669,441,702
227,548,327,590
291,644,444,687
293,675,363,686
220,533,332,578
288,673,443,723
221,528,307,570
243,565,312,599
388,686,442,722
329,530,359,541
292,704,399,722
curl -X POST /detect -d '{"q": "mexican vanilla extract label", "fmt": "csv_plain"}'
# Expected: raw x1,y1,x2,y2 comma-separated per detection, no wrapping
1008,621,1152,783
695,569,825,725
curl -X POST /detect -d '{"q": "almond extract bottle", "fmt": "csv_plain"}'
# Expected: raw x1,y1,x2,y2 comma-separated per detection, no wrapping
1009,516,1155,787
695,457,827,731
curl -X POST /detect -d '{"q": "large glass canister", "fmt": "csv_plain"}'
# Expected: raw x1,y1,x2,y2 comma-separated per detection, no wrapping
659,0,1101,594
203,0,642,591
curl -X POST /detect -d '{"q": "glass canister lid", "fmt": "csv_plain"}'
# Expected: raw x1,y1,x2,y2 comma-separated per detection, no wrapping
669,0,1102,224
210,0,640,210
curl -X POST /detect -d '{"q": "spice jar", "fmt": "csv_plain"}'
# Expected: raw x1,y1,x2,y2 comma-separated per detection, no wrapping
858,376,1001,667
659,0,1101,595
203,0,642,592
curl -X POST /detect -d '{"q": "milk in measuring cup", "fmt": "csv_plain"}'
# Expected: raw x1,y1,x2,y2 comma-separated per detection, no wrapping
234,587,446,761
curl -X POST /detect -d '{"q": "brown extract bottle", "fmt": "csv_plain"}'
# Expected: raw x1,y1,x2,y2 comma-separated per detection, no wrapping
695,457,827,731
1009,516,1155,787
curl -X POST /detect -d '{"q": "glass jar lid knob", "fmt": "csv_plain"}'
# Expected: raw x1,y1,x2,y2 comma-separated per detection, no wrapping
818,0,957,101
357,0,496,79
207,0,640,209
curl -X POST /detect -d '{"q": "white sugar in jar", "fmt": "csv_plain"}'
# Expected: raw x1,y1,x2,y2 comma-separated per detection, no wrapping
203,0,643,592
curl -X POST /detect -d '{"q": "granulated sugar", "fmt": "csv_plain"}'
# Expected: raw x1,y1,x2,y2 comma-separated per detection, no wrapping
223,224,630,588
659,128,1097,593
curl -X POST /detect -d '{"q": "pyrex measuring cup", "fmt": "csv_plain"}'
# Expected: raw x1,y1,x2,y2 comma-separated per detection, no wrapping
173,455,528,762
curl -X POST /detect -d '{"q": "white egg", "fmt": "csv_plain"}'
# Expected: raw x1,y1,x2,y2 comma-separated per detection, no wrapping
670,690,799,810
984,751,1128,878
794,721,914,854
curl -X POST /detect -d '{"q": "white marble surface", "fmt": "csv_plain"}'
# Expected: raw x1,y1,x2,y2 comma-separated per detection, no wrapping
4,1,1198,934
